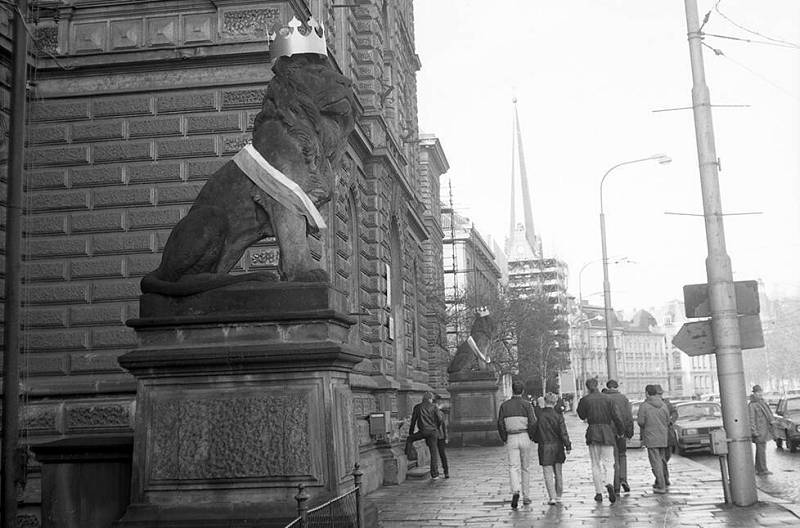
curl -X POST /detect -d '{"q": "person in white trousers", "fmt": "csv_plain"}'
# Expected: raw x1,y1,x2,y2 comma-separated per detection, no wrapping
497,380,537,509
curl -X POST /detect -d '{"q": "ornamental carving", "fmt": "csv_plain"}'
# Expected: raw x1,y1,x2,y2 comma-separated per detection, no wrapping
33,26,59,55
66,403,131,430
222,8,281,39
149,393,312,481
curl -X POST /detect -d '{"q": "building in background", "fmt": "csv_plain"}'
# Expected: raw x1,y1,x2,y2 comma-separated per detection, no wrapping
569,303,668,398
0,0,449,522
441,193,503,354
618,309,668,399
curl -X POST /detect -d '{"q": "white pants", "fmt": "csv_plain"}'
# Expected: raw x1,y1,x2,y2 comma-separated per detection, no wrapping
506,433,533,498
588,444,615,494
542,463,563,500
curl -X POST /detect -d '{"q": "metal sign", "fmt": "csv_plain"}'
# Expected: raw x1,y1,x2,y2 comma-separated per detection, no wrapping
683,280,760,318
672,315,765,356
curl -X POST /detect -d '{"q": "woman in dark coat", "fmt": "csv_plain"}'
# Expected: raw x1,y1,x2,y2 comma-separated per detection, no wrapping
534,393,572,504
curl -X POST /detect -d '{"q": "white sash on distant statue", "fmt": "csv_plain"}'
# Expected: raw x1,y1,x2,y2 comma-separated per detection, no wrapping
467,335,491,364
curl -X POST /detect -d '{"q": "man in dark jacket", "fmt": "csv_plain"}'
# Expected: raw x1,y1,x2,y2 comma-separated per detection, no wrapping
534,392,572,504
748,385,775,475
577,378,624,503
638,384,671,493
604,379,634,494
497,380,537,509
407,392,443,479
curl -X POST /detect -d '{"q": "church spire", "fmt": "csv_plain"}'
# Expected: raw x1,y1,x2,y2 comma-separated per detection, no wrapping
507,97,540,259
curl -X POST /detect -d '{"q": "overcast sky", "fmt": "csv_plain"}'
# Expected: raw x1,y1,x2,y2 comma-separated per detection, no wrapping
414,0,800,312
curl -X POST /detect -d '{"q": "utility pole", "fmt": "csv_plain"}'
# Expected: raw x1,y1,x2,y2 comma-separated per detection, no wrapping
683,0,757,506
2,1,28,526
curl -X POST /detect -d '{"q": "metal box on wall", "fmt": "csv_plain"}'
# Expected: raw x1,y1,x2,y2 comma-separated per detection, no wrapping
369,412,392,436
709,428,728,455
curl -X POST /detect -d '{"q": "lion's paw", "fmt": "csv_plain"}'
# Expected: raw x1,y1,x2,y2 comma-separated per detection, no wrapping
252,271,280,282
289,268,330,283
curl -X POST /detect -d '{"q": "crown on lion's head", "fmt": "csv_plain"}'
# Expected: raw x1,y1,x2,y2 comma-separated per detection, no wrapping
269,16,328,64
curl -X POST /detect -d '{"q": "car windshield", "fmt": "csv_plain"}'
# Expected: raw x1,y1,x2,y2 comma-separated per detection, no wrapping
785,399,800,412
677,403,722,420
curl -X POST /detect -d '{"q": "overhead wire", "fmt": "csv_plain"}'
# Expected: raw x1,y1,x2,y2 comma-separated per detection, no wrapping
714,1,800,49
704,32,800,50
700,41,800,103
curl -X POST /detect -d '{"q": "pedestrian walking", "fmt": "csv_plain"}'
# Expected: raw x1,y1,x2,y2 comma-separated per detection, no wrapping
534,396,546,420
434,394,449,479
576,378,624,503
407,391,443,479
637,384,671,493
534,392,572,505
604,379,634,493
497,379,537,509
748,384,775,475
554,394,567,414
660,386,678,487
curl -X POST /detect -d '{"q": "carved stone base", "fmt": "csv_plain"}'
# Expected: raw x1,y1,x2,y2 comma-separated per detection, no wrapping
447,371,504,447
115,283,365,527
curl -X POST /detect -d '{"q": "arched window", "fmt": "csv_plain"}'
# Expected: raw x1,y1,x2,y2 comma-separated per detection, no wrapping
346,190,360,315
411,259,421,359
388,218,405,377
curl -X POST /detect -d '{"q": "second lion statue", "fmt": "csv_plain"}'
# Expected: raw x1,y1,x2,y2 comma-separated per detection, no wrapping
141,53,356,296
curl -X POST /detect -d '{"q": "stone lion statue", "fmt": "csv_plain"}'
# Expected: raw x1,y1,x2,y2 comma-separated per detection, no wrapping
448,312,496,374
141,53,356,296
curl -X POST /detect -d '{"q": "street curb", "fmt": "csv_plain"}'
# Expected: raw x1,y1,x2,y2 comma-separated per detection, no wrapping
674,449,800,518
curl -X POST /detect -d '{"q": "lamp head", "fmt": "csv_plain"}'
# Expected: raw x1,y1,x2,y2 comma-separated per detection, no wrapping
652,153,672,165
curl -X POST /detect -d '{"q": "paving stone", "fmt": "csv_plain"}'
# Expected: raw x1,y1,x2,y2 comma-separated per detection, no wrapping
368,413,800,527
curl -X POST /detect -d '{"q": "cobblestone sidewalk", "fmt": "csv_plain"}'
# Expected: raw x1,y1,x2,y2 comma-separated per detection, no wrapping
368,413,800,527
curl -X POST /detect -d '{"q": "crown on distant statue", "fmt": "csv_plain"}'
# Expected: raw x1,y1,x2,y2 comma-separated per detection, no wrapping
269,16,328,62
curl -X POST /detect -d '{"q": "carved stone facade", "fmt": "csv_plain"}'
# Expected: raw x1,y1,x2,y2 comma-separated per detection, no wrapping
0,0,448,523
149,393,312,481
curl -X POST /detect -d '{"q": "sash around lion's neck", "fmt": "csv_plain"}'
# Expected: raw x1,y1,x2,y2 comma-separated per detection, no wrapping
232,144,327,230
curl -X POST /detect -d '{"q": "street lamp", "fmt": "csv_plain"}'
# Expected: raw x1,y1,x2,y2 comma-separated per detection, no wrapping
578,256,633,307
599,154,671,380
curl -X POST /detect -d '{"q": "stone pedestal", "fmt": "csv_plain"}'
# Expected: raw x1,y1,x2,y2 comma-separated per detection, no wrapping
447,370,503,447
115,282,364,528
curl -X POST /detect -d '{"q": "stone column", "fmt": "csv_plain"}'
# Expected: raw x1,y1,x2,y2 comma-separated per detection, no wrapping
115,282,364,528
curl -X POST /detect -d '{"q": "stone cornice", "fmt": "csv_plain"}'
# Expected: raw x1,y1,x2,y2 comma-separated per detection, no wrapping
405,202,428,244
419,134,449,174
33,56,272,98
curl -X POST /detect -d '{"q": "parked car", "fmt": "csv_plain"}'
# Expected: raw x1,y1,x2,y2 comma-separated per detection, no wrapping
772,396,800,452
763,391,782,410
626,400,643,449
671,401,724,455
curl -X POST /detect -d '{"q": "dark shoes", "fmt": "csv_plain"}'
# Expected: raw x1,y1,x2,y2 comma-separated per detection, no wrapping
594,493,603,502
606,484,617,503
756,470,772,476
444,472,450,479
620,481,630,493
511,492,520,509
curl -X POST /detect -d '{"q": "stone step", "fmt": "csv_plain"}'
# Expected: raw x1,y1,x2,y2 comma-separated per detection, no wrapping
406,466,431,480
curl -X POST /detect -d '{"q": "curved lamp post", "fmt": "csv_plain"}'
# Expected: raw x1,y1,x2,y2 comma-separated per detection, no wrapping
600,154,671,380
